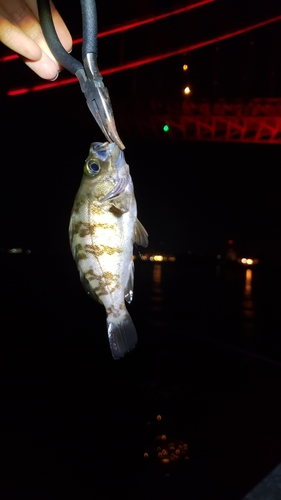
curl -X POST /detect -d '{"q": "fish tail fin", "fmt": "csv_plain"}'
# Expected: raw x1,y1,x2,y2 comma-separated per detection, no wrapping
107,312,138,360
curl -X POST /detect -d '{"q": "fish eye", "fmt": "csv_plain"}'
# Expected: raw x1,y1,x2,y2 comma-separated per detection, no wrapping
84,160,101,176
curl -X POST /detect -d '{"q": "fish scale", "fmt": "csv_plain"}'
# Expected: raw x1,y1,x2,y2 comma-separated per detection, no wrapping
69,142,148,359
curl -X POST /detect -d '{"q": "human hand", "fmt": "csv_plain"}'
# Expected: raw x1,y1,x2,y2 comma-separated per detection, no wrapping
0,0,72,80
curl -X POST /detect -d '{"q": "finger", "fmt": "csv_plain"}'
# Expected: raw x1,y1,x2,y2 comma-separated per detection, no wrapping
23,50,60,80
1,1,72,79
0,13,60,79
0,14,42,60
2,1,59,67
25,0,72,54
25,0,73,80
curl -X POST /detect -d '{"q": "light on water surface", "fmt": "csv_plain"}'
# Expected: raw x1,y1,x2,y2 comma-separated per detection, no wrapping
243,268,255,336
152,264,162,285
245,268,253,295
143,415,189,469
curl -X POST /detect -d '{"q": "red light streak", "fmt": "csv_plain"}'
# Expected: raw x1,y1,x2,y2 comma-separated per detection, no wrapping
103,14,281,74
96,0,214,37
0,0,213,63
0,53,18,62
8,77,77,96
8,88,29,95
6,14,281,96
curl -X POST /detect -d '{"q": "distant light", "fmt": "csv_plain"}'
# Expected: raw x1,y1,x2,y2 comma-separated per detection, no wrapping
154,255,164,261
9,248,22,254
168,256,176,262
183,64,188,71
228,239,234,245
144,453,149,458
217,255,221,259
163,124,169,132
239,257,259,266
141,254,148,260
157,414,162,421
184,86,191,94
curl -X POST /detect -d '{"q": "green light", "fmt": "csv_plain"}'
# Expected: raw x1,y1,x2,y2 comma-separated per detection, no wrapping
163,124,169,132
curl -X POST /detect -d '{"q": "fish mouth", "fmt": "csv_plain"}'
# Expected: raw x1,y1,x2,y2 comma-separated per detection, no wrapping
91,142,110,151
100,177,127,202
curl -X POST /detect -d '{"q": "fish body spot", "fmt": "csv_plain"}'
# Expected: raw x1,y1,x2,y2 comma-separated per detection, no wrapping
85,244,122,256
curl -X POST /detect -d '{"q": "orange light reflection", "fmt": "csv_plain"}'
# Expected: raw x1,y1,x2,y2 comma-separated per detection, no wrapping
245,268,252,296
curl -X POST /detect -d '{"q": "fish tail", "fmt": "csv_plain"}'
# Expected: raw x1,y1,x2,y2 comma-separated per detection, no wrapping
107,312,137,360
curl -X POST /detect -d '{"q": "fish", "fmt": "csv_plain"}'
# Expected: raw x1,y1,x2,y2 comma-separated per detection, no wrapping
69,141,148,359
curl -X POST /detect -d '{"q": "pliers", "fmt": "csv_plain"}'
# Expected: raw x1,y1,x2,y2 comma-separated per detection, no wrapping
37,0,125,150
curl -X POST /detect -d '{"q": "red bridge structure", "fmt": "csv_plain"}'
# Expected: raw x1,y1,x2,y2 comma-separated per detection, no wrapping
1,1,281,145
136,98,281,144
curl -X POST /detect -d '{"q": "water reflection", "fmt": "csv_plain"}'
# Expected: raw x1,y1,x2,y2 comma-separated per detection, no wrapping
245,268,252,295
143,414,190,478
153,263,162,285
150,264,165,326
242,268,255,336
151,264,163,307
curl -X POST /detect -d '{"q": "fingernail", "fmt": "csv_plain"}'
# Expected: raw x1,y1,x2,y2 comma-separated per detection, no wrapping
50,72,59,82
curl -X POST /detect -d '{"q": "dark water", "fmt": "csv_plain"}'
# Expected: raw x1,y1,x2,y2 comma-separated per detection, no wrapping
1,254,281,499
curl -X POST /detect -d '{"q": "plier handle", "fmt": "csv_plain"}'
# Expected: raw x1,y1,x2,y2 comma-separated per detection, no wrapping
37,0,125,150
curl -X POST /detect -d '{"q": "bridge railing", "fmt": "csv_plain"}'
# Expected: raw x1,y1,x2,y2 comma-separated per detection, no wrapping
181,98,281,117
120,98,281,143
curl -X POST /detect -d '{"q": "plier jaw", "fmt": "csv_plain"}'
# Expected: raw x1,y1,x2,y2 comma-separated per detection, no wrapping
37,0,125,150
76,53,125,150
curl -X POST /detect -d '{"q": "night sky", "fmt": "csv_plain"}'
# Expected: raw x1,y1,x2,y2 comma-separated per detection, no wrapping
1,0,281,261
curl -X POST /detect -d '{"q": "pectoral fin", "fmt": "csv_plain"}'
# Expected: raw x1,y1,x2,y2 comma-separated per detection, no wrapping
101,177,127,202
134,219,149,247
110,193,131,216
124,260,134,303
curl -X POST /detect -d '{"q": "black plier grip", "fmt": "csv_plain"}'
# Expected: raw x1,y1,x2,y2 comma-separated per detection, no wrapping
37,0,125,150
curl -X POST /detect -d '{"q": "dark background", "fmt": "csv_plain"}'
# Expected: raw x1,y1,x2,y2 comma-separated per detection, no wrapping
1,2,281,499
1,0,281,261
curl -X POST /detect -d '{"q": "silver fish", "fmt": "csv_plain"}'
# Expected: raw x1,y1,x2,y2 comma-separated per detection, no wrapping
69,142,148,359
